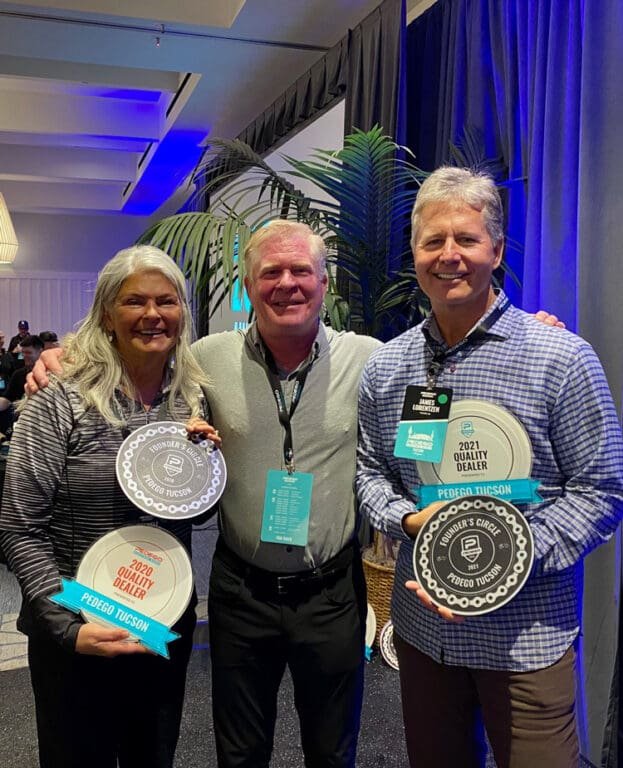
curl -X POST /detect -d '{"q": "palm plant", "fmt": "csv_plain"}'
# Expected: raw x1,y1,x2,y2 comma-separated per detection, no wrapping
138,125,430,340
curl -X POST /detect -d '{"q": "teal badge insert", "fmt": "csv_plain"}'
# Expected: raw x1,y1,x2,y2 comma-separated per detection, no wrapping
261,469,313,546
394,386,453,463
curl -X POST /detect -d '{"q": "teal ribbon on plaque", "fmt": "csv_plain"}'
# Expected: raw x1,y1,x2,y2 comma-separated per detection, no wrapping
416,478,542,508
50,578,180,658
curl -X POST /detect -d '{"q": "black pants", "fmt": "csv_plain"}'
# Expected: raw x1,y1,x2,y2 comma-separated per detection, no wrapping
208,539,367,768
27,607,195,768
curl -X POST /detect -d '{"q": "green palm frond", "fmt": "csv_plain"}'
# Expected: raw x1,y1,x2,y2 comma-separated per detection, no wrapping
139,125,519,339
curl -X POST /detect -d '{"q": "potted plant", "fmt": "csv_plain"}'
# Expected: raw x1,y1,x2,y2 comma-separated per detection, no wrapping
139,125,430,338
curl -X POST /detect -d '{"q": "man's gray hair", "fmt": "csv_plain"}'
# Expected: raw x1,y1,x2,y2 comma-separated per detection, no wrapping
243,220,327,280
411,167,504,250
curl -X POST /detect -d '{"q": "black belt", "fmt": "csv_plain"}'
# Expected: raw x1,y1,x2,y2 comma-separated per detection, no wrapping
216,538,356,599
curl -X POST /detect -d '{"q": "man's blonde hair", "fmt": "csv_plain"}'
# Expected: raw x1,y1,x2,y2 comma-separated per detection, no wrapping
243,220,328,280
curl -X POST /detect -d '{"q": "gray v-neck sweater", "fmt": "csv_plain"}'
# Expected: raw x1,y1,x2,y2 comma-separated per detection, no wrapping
192,323,380,572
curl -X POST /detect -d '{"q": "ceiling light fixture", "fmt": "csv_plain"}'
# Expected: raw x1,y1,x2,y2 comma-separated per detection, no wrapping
0,192,19,264
0,10,329,53
155,22,164,47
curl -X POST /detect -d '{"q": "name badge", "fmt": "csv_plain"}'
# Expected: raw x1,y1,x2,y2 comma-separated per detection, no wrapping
394,386,453,463
261,469,313,547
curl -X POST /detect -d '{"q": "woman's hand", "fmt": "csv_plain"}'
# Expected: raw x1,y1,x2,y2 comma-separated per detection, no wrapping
75,622,152,657
534,310,566,328
186,417,222,449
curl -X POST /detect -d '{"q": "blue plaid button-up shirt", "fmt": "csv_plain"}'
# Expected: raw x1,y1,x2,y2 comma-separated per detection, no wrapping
356,292,623,670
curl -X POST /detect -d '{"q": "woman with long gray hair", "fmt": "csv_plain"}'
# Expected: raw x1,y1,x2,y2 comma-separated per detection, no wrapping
0,244,220,768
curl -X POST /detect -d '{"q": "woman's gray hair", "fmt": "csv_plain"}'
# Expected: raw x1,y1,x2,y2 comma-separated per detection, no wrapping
411,167,504,250
58,244,209,426
243,220,328,280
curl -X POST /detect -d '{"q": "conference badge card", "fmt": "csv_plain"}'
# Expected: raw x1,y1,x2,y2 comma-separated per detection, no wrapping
394,386,453,463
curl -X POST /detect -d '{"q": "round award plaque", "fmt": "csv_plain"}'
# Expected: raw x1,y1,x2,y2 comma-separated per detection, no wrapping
413,495,534,616
116,421,227,520
416,399,532,486
379,621,399,670
365,603,377,649
76,524,193,632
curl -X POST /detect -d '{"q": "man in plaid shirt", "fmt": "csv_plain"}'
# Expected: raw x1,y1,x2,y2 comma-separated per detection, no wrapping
356,167,623,768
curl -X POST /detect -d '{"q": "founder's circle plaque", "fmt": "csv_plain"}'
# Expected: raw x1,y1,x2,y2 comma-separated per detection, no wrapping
413,495,534,616
116,421,226,520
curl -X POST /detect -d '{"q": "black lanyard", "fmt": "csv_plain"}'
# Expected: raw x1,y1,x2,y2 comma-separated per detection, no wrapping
251,338,319,474
425,296,510,388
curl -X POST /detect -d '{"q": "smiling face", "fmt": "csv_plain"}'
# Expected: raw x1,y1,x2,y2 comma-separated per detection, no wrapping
413,200,503,322
244,234,328,343
104,270,182,368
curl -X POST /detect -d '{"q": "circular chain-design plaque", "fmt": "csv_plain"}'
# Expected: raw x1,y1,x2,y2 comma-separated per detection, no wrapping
116,421,226,520
379,620,399,670
413,495,534,616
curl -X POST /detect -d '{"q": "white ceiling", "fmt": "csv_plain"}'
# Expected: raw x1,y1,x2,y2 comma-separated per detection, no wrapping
0,0,424,218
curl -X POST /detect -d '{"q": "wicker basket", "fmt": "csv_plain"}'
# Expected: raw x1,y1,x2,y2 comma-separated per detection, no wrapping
362,556,395,645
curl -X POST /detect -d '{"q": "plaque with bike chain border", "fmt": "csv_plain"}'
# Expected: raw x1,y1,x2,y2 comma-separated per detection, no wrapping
116,421,227,520
413,495,534,616
379,620,399,670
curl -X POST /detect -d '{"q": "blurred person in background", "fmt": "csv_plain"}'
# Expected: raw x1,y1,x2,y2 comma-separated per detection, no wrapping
0,334,44,414
0,329,15,391
0,330,13,438
39,331,60,350
8,319,30,367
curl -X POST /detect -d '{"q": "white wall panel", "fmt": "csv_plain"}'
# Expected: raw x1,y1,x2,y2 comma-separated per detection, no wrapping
0,271,96,339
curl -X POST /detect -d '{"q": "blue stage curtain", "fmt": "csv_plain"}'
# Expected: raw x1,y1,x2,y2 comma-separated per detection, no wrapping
407,1,623,764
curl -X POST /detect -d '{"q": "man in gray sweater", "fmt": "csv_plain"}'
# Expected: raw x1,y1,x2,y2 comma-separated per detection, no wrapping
192,221,379,767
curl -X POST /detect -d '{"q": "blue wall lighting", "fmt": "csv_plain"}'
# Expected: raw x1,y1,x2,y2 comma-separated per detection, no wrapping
123,129,207,216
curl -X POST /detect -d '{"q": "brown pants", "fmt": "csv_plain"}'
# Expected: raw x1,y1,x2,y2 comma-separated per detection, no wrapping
394,634,579,768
